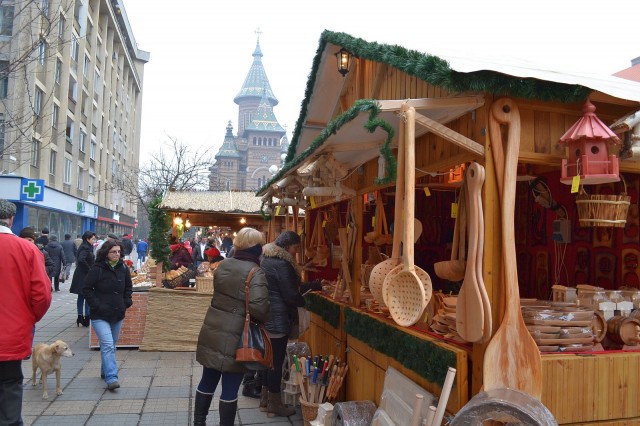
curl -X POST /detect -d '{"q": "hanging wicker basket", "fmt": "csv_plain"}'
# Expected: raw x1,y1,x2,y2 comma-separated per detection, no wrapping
575,177,630,228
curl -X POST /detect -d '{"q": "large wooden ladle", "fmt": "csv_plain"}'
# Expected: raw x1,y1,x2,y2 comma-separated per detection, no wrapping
382,106,432,326
369,106,406,307
483,98,542,398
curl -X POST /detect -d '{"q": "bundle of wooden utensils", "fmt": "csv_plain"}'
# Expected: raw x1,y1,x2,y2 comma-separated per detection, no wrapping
291,354,348,404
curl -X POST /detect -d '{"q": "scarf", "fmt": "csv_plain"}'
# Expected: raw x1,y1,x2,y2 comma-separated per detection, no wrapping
232,244,262,265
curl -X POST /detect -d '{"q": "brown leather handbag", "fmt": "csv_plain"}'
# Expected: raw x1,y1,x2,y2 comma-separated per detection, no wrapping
235,267,273,370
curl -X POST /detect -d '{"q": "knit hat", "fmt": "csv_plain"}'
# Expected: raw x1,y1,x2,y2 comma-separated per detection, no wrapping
41,227,49,234
107,233,118,240
49,234,58,241
275,231,301,249
204,247,220,258
19,227,36,240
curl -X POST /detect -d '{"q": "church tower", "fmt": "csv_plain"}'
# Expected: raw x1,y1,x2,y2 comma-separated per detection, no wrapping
210,33,286,191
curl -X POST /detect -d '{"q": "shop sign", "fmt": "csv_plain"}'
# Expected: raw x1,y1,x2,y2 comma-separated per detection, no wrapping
76,201,86,213
20,178,44,202
113,212,120,221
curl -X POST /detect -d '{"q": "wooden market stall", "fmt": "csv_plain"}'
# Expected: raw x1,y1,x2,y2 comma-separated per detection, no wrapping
137,190,296,351
258,30,640,424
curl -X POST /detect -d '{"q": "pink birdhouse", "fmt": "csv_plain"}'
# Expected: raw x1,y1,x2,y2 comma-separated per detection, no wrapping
559,100,620,185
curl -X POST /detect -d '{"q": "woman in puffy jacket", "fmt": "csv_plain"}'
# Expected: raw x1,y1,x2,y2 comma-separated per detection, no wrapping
83,240,132,391
258,231,323,417
194,227,270,426
70,231,96,327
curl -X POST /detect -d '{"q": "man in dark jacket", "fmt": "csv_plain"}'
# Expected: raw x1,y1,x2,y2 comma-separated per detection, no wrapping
45,235,66,291
121,234,134,259
35,227,49,246
61,234,77,282
259,231,323,417
20,227,55,280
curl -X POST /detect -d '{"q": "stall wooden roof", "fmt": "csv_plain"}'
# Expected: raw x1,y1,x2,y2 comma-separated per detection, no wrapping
257,30,640,196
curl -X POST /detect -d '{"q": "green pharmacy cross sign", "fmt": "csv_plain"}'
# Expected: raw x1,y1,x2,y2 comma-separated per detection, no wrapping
20,179,45,201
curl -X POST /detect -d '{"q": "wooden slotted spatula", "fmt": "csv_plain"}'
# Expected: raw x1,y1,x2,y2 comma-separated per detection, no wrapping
483,98,542,398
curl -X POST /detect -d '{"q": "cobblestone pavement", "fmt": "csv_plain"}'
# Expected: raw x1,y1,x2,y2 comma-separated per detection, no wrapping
21,276,305,425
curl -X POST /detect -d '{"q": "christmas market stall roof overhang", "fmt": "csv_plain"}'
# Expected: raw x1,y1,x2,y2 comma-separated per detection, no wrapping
158,190,269,227
257,30,640,196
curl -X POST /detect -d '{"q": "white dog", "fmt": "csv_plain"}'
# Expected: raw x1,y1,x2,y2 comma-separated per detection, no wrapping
31,340,74,399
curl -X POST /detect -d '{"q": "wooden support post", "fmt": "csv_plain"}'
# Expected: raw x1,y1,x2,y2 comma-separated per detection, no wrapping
352,196,364,308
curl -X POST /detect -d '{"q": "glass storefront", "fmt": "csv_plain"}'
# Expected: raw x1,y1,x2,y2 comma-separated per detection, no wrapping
95,221,134,238
26,205,83,238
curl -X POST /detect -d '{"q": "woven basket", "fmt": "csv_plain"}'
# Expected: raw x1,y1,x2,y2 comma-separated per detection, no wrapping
196,276,214,293
576,180,630,228
300,398,319,422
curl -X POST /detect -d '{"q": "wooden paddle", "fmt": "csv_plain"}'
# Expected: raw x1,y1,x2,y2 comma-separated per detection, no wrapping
456,162,485,342
483,98,542,398
473,163,493,343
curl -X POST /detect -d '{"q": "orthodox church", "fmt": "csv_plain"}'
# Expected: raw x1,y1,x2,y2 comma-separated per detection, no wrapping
208,37,289,191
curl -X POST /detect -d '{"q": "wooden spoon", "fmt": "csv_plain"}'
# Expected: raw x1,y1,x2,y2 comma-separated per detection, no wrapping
369,105,406,307
456,162,485,342
483,98,542,398
473,163,493,343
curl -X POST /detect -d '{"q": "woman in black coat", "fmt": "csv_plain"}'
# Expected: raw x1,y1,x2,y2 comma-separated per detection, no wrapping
44,234,66,292
70,231,96,327
83,240,133,391
259,231,323,417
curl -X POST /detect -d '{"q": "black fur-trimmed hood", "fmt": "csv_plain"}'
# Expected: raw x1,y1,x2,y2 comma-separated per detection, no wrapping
262,243,302,277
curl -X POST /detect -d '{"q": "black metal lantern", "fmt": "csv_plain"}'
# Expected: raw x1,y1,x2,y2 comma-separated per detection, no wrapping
335,48,352,77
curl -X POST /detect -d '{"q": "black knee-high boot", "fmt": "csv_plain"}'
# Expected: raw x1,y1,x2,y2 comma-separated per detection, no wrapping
218,399,238,426
193,391,213,426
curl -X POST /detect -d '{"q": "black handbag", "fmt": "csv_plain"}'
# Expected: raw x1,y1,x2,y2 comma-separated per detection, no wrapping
235,267,273,370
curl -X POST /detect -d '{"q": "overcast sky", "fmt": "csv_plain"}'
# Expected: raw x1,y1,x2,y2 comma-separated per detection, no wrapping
123,0,640,162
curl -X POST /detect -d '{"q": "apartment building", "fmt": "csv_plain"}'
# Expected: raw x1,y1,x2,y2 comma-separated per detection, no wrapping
0,0,148,238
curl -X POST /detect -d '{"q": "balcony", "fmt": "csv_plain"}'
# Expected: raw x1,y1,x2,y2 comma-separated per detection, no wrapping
65,138,73,154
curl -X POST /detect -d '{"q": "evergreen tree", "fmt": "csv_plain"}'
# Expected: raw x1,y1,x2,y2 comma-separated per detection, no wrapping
148,195,171,272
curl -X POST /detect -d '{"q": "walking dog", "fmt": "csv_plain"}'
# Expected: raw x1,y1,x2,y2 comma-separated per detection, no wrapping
31,340,74,399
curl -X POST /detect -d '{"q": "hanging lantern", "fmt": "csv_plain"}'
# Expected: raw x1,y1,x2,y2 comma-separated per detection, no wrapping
559,100,621,185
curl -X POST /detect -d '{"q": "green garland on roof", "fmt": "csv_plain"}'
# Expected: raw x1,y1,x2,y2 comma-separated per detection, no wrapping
344,307,457,384
304,293,341,329
259,30,592,197
258,99,396,194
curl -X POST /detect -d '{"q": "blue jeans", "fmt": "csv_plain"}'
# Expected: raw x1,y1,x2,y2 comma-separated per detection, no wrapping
76,295,90,316
138,252,146,263
92,319,123,385
197,367,244,401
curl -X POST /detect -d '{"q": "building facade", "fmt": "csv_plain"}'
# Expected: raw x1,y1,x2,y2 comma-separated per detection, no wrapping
209,38,288,191
0,0,148,238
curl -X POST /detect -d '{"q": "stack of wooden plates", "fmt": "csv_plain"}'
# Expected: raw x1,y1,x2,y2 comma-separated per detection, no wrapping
522,305,595,352
430,296,465,342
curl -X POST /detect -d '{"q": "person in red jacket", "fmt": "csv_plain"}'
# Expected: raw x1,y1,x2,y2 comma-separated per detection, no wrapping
0,199,52,425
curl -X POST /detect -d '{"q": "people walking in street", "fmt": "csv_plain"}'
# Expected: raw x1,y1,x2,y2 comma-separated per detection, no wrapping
259,231,323,417
74,234,82,249
221,234,233,254
136,238,148,263
61,234,77,283
70,231,97,327
83,240,133,391
45,234,66,292
35,226,49,246
20,227,55,277
121,234,134,260
0,200,52,426
194,227,270,426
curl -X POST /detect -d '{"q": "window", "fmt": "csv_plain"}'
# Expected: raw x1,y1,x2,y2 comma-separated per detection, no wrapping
41,0,49,17
0,61,8,99
57,14,65,38
65,117,74,143
79,130,86,152
63,158,71,184
37,39,46,65
49,150,56,175
54,59,61,84
111,158,116,177
77,167,84,189
52,104,58,128
93,68,101,93
68,75,77,102
88,175,94,194
34,88,43,117
31,139,40,167
0,114,5,157
70,34,79,63
0,5,14,37
83,55,90,77
90,137,96,160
